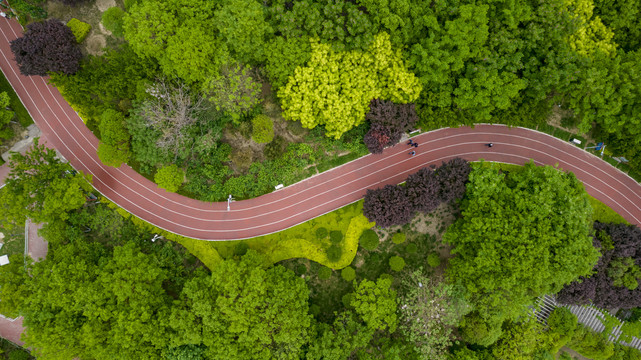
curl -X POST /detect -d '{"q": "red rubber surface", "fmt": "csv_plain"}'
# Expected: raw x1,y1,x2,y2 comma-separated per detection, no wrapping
0,18,639,241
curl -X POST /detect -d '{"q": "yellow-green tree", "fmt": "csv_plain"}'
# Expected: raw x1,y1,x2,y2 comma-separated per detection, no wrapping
278,32,421,139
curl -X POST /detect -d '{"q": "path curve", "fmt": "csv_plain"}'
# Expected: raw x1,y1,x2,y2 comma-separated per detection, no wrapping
0,18,640,241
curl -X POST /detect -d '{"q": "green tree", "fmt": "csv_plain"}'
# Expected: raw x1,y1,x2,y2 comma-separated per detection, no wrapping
0,92,15,140
351,277,398,333
445,161,599,335
278,32,421,139
21,240,175,360
306,312,374,360
206,64,261,123
170,250,312,360
155,164,185,193
251,114,274,144
123,0,228,84
398,271,470,359
97,109,130,167
0,255,31,318
0,139,93,230
490,319,550,360
264,36,312,89
102,7,126,37
214,0,272,63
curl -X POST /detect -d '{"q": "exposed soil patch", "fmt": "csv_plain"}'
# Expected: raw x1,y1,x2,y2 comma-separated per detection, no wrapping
86,34,107,56
46,0,125,56
95,0,116,12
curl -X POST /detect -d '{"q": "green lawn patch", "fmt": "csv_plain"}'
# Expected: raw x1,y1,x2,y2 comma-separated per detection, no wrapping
0,70,33,127
553,127,573,142
588,195,629,224
208,200,373,269
537,123,556,136
316,152,361,174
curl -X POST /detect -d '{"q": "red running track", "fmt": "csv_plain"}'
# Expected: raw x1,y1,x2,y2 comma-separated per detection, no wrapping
0,18,640,240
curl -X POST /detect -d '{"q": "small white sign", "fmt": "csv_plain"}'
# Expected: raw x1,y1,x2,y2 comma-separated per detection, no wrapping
0,255,9,266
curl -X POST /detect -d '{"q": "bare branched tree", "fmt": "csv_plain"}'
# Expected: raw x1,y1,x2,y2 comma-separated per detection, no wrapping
138,79,207,161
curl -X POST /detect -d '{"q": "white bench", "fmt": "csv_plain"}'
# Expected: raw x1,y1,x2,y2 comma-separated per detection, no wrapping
571,138,582,145
409,129,421,134
274,184,284,190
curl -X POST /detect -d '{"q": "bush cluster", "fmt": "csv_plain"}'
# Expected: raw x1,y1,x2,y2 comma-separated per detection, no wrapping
102,7,125,37
251,114,274,144
341,266,356,281
326,245,342,262
364,99,418,154
329,230,343,244
67,18,91,43
359,229,379,250
315,227,328,240
10,19,82,76
389,256,405,272
391,232,405,244
154,164,185,193
363,158,471,228
558,222,641,309
427,253,441,268
318,266,332,280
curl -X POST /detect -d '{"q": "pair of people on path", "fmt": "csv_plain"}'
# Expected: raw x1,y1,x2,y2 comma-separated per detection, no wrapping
408,139,418,156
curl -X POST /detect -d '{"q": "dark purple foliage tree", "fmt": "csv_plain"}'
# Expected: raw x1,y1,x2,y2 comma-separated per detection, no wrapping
557,223,641,309
363,123,391,154
405,166,441,214
435,158,472,203
364,99,418,154
363,184,414,228
10,20,82,76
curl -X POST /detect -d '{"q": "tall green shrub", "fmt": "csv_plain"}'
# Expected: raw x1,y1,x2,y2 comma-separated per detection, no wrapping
251,114,274,144
102,7,125,37
67,18,91,43
154,164,184,193
360,229,379,250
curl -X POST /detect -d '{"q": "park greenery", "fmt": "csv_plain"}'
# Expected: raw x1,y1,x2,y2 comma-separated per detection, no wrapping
4,0,641,357
6,0,640,197
1,139,641,358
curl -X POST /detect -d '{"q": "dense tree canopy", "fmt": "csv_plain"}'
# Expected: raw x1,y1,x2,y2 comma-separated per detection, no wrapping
445,161,599,341
558,222,641,309
0,92,14,140
10,19,82,76
279,32,421,139
0,139,93,230
169,250,312,360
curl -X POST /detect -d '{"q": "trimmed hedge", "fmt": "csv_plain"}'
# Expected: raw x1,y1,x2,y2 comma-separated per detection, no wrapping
392,232,406,244
427,252,441,267
154,164,185,193
318,266,332,280
67,18,91,43
341,266,356,281
316,227,329,239
389,256,405,272
102,7,125,37
326,245,342,262
360,229,379,250
406,243,418,253
251,114,274,144
330,230,343,244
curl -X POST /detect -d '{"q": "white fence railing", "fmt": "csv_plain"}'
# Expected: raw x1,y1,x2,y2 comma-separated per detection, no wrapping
535,295,641,351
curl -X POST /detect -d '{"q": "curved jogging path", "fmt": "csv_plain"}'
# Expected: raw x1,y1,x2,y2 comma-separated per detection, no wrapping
1,18,640,242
